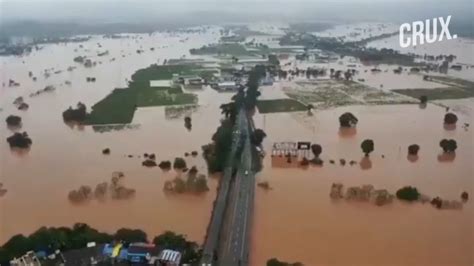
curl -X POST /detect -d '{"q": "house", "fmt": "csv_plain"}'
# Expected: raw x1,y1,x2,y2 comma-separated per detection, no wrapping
10,251,41,266
126,243,160,264
157,249,181,266
260,76,274,86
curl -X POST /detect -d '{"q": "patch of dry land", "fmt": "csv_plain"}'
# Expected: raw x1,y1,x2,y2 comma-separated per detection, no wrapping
284,79,417,109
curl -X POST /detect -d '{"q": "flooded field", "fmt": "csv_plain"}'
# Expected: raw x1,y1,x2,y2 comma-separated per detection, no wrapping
0,29,227,244
314,22,398,42
251,104,473,266
367,35,474,81
1,22,473,266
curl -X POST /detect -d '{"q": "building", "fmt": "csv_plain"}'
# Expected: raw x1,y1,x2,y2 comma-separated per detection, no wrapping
213,81,240,91
150,80,172,87
157,249,181,266
172,74,204,86
10,251,41,266
126,243,159,263
260,76,274,86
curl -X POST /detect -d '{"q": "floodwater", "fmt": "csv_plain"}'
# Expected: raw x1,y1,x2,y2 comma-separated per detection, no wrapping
1,23,473,266
314,22,399,42
250,104,473,266
0,28,230,244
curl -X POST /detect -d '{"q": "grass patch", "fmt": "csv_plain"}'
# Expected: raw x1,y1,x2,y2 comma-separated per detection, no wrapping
86,64,201,125
392,87,473,100
257,99,307,113
137,88,197,107
86,89,137,125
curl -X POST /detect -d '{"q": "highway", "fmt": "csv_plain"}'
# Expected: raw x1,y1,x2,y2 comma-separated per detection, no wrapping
201,109,256,266
218,126,254,266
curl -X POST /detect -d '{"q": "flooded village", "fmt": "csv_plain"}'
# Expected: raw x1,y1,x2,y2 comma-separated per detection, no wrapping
0,18,473,266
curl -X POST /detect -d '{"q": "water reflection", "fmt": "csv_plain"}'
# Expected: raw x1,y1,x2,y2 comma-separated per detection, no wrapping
443,123,457,131
7,124,22,132
359,156,372,170
9,147,31,157
437,152,456,162
65,121,85,131
407,154,419,163
338,126,357,138
92,124,140,133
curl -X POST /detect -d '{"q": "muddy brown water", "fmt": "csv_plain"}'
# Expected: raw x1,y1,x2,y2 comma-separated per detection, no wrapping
250,104,473,266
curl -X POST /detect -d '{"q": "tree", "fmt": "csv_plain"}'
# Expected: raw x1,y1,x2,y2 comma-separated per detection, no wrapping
408,144,420,156
311,144,322,158
444,113,458,125
6,115,21,127
152,231,201,264
396,186,420,201
339,112,358,127
62,102,87,123
184,116,192,131
194,175,209,192
114,228,148,243
6,132,32,149
252,129,267,146
173,178,186,193
439,139,457,153
361,139,374,157
419,95,428,104
220,102,237,122
173,157,187,170
267,258,304,266
344,70,352,81
268,54,280,66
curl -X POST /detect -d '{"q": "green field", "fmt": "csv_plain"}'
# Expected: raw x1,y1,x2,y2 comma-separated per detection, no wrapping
190,43,252,56
257,99,308,114
85,65,200,125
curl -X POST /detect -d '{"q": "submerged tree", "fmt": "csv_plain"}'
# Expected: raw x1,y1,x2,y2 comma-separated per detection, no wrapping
360,139,374,157
419,95,428,104
267,258,304,266
6,132,32,149
339,112,358,127
396,186,420,202
408,144,420,156
444,113,458,125
173,157,187,170
6,115,22,127
311,144,322,158
62,102,87,123
439,139,457,153
252,129,267,146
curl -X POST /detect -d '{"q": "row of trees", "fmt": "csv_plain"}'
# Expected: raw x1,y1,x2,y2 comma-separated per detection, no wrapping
205,65,267,173
0,223,201,264
307,138,457,160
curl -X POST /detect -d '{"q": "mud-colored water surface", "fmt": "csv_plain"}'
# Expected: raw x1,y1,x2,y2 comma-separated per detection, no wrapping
0,29,226,244
251,104,473,266
1,23,473,266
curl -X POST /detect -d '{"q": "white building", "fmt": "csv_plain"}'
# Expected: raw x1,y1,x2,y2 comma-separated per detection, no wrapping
157,249,181,266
